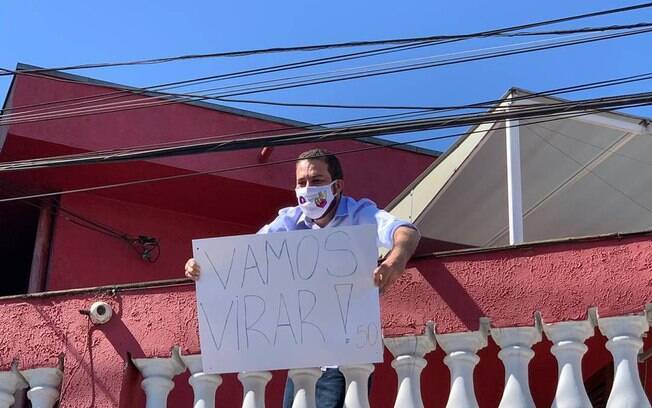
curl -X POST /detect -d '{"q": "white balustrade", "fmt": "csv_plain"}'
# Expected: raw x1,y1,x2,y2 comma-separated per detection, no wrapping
491,326,541,408
22,368,63,408
598,315,651,408
180,354,223,408
341,363,374,408
543,320,593,408
238,371,272,408
0,371,28,408
288,367,321,408
437,330,487,408
384,332,436,408
132,356,185,408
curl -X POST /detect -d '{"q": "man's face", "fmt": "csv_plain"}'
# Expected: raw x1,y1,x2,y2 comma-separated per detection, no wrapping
295,159,342,193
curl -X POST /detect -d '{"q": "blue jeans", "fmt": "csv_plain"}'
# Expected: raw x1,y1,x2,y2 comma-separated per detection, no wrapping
283,368,345,408
282,368,372,408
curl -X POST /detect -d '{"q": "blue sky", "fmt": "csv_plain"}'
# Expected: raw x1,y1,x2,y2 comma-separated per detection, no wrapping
2,1,652,152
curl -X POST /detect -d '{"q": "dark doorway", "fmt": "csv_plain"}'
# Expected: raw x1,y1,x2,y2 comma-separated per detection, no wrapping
0,201,39,295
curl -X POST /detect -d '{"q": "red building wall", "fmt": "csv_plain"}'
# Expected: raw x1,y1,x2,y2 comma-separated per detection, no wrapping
1,70,437,291
0,233,649,407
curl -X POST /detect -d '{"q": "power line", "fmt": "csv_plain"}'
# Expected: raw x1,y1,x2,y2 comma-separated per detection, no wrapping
0,28,611,120
4,26,652,127
3,70,651,167
2,40,440,115
4,10,652,118
2,1,652,75
2,91,651,172
0,108,638,203
2,191,161,262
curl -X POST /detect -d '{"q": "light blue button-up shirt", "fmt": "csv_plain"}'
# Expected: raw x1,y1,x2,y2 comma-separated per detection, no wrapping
258,195,413,249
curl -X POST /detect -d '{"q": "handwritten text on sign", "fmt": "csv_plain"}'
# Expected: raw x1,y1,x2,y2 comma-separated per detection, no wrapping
193,225,382,374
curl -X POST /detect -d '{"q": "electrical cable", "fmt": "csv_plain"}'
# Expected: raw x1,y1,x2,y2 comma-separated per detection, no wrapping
0,85,643,170
0,31,604,120
2,1,651,75
0,106,648,203
5,69,650,164
2,91,652,172
4,26,652,126
6,193,161,262
4,10,652,117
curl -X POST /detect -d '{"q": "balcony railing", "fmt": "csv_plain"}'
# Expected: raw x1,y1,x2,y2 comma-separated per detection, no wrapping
130,309,651,408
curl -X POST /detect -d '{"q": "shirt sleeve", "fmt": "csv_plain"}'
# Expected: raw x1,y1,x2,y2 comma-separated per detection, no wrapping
354,199,415,249
257,206,300,234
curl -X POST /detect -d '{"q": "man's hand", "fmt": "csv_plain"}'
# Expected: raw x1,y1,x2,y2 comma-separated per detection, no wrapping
373,259,406,292
373,225,420,292
185,258,201,281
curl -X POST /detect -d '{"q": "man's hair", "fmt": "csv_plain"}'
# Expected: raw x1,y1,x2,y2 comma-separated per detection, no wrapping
296,148,344,180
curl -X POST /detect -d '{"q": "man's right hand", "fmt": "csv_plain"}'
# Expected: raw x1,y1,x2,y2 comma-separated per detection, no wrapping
185,258,201,281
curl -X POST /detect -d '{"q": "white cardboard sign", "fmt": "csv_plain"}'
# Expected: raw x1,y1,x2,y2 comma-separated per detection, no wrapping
193,225,382,374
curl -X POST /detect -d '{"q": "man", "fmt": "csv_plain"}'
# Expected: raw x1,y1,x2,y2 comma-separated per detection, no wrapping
185,148,420,408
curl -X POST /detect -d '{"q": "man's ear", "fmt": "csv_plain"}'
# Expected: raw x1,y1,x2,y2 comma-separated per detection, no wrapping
333,179,344,195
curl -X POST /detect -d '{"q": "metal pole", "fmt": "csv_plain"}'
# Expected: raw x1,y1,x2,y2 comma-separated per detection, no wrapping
506,96,524,245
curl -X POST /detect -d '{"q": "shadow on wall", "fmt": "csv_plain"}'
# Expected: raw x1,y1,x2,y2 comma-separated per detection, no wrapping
418,263,486,331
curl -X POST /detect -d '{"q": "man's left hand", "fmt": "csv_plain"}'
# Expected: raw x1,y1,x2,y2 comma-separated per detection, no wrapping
373,259,406,292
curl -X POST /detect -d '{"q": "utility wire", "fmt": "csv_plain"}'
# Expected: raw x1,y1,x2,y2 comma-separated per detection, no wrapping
2,91,651,172
2,1,652,75
2,70,651,168
0,29,612,120
4,26,651,126
4,17,652,116
1,76,650,168
0,108,642,203
2,188,161,262
4,29,623,120
1,39,440,114
13,70,652,161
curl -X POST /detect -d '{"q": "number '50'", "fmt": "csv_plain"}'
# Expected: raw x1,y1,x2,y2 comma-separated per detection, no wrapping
356,322,379,348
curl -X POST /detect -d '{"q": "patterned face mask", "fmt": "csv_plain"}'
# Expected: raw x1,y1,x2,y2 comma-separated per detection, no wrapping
295,181,337,220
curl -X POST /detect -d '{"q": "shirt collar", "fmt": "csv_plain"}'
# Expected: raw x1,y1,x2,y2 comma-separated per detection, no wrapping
299,195,349,227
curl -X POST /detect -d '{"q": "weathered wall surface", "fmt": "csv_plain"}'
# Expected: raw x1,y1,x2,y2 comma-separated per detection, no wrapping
382,234,652,335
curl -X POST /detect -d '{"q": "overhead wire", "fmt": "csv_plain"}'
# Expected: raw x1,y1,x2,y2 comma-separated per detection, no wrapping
4,26,652,126
1,191,161,262
0,30,607,121
2,90,652,172
4,7,652,119
2,1,652,75
0,106,648,203
2,70,652,167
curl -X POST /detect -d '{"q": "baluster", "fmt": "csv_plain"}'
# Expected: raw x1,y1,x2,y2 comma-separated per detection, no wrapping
238,371,272,408
437,330,487,408
22,368,63,408
598,315,651,408
543,320,593,408
491,326,541,408
288,368,321,408
0,371,28,408
341,364,374,408
384,332,436,408
180,354,223,408
132,357,185,408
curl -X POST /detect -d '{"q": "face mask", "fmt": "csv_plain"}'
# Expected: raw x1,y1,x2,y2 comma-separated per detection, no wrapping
295,181,337,220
